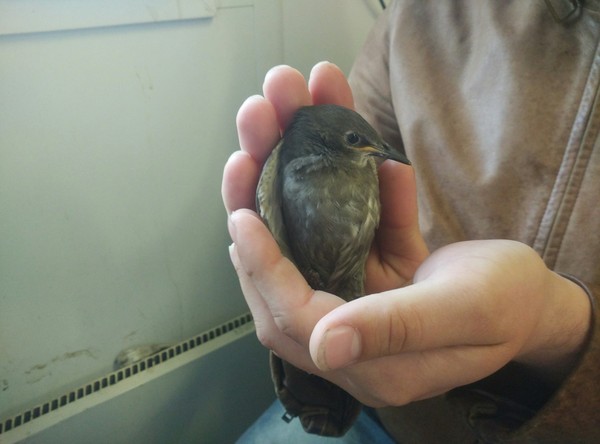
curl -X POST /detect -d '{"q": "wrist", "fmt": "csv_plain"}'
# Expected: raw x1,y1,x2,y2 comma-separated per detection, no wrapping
516,271,592,383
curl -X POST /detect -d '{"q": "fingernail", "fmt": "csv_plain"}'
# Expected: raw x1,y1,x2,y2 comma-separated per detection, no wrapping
319,326,361,370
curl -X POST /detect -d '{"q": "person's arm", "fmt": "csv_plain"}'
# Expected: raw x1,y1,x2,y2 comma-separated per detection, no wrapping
222,63,595,442
346,5,599,440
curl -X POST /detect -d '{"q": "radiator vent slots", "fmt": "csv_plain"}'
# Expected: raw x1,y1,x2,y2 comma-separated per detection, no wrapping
0,312,254,437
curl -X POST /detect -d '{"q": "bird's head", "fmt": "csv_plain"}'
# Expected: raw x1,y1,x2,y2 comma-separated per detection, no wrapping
281,104,411,167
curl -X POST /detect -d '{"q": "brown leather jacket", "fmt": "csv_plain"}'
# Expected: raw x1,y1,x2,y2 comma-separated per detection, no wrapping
349,0,600,442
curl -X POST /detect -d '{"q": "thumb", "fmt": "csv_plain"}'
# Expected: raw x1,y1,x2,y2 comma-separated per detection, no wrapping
308,279,497,371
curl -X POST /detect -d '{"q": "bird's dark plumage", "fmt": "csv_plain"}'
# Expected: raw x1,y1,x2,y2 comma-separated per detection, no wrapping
257,104,409,301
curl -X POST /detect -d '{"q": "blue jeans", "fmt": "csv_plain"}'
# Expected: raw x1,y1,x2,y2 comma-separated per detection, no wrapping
237,400,395,443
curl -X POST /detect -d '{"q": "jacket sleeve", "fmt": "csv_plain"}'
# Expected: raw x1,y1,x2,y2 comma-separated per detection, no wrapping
447,278,599,443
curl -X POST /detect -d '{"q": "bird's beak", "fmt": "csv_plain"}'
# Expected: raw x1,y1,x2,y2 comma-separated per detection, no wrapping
357,143,411,165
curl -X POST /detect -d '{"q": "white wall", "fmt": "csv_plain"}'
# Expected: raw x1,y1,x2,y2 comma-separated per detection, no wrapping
281,0,383,77
0,0,381,438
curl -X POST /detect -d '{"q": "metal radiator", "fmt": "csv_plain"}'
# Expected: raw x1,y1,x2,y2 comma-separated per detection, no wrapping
0,312,267,443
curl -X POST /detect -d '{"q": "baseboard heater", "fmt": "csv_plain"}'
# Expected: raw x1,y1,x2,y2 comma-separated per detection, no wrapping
0,312,255,443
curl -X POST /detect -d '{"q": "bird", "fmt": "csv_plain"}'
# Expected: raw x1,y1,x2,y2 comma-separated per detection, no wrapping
255,104,410,437
257,104,410,301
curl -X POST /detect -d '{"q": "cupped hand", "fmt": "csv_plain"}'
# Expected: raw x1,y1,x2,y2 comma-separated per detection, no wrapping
229,214,591,406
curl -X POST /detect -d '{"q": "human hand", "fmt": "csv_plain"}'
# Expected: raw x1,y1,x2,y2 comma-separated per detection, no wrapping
228,218,591,406
222,62,428,291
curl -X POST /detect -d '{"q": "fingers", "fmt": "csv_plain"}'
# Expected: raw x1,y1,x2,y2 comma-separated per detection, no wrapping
228,240,319,372
224,95,281,214
224,62,352,214
308,61,355,108
262,62,353,131
229,209,344,351
226,66,311,214
263,65,312,130
222,151,260,214
236,95,281,164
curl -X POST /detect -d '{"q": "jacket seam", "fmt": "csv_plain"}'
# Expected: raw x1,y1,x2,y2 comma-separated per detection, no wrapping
533,43,600,268
546,112,599,269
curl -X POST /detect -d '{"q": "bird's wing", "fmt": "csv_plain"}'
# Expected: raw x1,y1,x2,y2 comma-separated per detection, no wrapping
256,139,293,259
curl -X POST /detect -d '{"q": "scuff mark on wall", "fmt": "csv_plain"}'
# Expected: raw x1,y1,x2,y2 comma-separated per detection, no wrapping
24,349,98,384
124,330,138,341
135,67,155,97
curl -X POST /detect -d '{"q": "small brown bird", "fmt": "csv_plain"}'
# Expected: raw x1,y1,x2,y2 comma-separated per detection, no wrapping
257,104,410,300
256,104,410,436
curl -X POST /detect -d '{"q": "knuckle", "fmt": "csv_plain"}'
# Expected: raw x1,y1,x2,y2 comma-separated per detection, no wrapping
254,320,277,349
270,288,315,340
382,305,419,355
272,311,294,336
255,331,274,349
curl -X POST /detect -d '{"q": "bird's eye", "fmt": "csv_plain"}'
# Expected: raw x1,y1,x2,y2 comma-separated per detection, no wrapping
345,132,361,146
